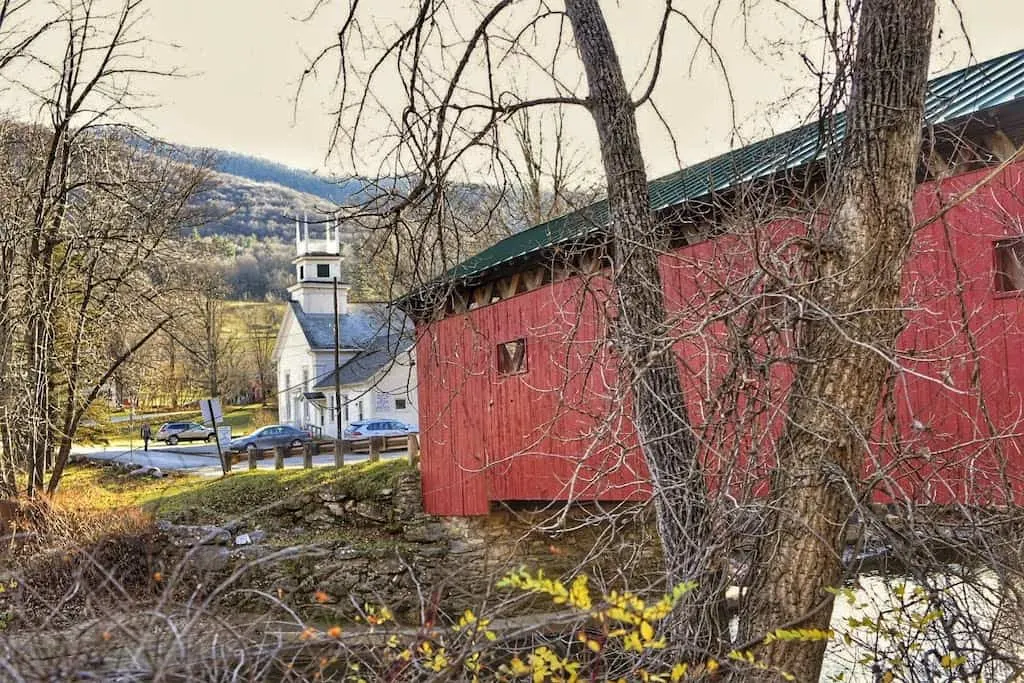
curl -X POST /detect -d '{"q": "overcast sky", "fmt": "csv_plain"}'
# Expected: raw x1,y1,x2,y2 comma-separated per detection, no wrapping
49,1,1024,178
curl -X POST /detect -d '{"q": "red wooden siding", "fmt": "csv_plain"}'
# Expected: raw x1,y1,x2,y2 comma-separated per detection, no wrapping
418,162,1024,515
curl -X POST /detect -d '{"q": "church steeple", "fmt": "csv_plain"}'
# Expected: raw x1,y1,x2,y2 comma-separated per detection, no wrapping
287,216,349,315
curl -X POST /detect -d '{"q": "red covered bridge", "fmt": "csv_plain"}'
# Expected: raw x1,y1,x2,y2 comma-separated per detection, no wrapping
402,50,1024,516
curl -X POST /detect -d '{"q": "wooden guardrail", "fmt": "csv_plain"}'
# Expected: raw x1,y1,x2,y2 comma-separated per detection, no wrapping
233,433,420,472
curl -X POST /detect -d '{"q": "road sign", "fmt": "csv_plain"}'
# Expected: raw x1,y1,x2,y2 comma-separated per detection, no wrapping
200,398,229,475
200,398,223,424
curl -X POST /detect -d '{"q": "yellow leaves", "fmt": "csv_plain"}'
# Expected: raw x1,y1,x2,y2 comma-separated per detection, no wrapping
365,605,392,625
578,631,603,653
454,608,498,642
763,627,834,644
458,608,478,628
498,568,572,606
568,574,592,610
525,646,581,683
940,652,967,669
506,656,531,676
670,663,688,681
426,649,449,672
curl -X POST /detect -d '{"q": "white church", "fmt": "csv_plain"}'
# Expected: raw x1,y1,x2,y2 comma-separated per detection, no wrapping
271,221,418,437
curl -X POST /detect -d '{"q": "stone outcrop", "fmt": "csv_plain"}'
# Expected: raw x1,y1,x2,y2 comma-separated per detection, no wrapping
150,469,662,622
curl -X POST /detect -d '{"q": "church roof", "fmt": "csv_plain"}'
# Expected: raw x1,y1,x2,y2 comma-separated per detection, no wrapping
313,335,415,388
289,301,408,351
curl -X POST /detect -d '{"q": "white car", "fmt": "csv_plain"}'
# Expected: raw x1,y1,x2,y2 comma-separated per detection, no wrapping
343,419,413,440
155,421,216,445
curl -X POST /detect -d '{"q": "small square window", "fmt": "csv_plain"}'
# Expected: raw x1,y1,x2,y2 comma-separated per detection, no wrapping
497,339,527,375
995,239,1024,292
317,263,331,278
395,398,407,410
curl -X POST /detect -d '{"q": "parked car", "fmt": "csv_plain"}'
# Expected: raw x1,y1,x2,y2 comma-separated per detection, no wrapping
156,421,216,445
228,424,312,455
343,419,413,440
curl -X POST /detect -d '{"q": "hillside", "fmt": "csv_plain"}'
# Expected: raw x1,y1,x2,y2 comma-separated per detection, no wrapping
208,149,364,204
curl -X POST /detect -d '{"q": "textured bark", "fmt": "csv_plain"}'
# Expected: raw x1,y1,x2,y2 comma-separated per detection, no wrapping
737,0,935,679
565,0,727,657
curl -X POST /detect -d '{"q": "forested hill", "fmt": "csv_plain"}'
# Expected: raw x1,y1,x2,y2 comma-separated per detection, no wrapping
203,148,364,205
164,145,367,301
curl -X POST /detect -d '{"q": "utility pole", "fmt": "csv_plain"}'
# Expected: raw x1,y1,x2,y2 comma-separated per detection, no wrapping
207,397,228,474
333,276,344,465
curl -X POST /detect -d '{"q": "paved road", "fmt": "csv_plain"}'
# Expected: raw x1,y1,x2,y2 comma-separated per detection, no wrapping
72,442,405,475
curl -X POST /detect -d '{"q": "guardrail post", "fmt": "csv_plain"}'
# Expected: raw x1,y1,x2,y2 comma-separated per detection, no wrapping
334,439,345,467
407,433,420,467
369,436,381,463
248,448,258,471
303,441,315,469
274,445,286,470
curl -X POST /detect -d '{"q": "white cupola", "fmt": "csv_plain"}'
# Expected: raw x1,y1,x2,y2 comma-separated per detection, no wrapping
287,216,349,315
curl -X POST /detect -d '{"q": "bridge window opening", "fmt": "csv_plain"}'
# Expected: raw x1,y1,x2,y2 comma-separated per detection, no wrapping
497,339,527,376
995,238,1024,292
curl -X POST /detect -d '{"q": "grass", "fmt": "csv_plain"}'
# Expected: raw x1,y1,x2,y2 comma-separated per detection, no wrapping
54,459,414,528
78,403,279,447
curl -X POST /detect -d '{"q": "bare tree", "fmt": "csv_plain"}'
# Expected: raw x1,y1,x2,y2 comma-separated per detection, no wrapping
0,0,214,497
736,2,936,678
246,304,281,405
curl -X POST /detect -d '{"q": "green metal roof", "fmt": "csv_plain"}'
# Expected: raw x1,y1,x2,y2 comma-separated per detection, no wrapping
444,47,1024,285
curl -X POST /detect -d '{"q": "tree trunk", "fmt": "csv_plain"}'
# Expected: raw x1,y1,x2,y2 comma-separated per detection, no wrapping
565,0,727,658
738,0,935,678
24,237,57,496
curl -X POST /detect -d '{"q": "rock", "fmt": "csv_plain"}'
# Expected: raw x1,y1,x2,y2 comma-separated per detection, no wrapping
378,558,406,575
355,501,389,523
404,522,446,543
223,520,245,533
234,531,265,546
448,538,486,555
186,546,231,572
304,509,335,526
157,521,232,547
334,546,365,561
233,545,272,563
324,502,347,517
319,490,348,503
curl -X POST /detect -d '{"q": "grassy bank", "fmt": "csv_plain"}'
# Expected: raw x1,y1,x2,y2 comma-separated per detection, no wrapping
54,459,412,527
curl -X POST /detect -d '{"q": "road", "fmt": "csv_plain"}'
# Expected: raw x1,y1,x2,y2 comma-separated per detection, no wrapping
71,442,405,475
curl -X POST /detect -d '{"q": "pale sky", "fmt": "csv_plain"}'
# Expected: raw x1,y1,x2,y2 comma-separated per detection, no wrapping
15,1,1024,179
